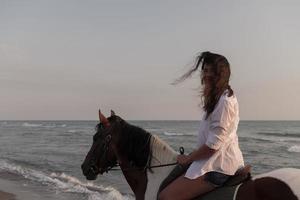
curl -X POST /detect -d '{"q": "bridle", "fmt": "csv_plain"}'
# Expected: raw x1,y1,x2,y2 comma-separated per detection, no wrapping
97,133,184,173
92,110,184,174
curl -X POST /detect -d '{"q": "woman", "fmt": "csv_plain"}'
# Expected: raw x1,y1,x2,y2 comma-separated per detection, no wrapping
158,52,244,200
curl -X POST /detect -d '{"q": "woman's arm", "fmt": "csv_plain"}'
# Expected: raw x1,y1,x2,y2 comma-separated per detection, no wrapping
177,97,235,165
177,144,216,165
177,125,229,165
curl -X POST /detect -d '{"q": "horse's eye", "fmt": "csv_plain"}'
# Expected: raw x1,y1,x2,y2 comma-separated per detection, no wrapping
99,123,105,129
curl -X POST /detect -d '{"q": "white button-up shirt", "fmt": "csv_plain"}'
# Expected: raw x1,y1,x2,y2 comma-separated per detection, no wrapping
185,91,244,179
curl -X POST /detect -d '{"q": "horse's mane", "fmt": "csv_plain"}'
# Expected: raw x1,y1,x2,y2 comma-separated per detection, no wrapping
150,135,177,166
118,121,152,167
97,117,177,168
117,121,177,168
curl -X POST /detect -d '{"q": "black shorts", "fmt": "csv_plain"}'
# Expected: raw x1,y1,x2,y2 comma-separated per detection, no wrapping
204,171,231,187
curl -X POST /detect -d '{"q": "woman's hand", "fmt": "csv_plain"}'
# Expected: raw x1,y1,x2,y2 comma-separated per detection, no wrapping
177,154,192,166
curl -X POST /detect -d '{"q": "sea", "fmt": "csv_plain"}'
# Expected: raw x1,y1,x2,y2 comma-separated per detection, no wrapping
0,120,300,200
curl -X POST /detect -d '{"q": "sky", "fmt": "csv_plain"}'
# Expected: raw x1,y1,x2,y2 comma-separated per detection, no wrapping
1,0,299,120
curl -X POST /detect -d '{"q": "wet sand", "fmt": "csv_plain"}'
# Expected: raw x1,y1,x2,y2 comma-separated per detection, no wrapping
0,174,42,200
0,176,17,200
0,172,87,200
0,191,16,200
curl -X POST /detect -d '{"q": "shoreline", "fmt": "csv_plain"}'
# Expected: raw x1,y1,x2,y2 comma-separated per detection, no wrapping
0,175,18,200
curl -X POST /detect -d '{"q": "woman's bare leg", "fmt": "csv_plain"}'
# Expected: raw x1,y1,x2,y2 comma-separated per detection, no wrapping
158,175,215,200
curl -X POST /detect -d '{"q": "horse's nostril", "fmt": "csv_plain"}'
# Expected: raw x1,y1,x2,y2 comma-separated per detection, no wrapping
90,167,95,174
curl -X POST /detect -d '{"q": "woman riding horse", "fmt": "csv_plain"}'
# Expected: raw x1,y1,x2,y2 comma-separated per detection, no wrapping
158,52,244,200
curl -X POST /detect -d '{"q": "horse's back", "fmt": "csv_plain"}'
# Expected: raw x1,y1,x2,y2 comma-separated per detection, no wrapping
253,168,300,199
196,168,300,200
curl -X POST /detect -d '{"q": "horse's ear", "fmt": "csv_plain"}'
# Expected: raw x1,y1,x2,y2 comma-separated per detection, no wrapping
98,109,110,127
111,110,116,116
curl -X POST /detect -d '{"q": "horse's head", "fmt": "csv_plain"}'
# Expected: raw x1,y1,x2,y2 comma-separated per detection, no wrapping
81,109,124,180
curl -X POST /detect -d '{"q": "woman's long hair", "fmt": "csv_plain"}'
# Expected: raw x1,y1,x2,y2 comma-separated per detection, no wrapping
174,51,233,118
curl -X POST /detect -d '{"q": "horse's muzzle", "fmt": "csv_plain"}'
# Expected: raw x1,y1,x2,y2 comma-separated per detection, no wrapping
81,163,98,180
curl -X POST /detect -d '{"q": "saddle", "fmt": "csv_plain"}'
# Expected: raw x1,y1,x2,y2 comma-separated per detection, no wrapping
157,164,252,198
224,164,251,186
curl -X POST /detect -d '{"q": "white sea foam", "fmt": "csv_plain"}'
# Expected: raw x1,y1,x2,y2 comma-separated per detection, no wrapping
22,122,43,127
163,131,184,136
163,131,196,136
288,145,300,153
67,130,78,133
88,192,133,200
0,160,134,200
22,123,62,128
43,125,57,128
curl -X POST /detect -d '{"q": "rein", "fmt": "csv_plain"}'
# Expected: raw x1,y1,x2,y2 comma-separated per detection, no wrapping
108,162,179,172
98,121,186,173
105,146,185,172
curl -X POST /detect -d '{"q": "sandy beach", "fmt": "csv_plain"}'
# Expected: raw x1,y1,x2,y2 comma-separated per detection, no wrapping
0,170,90,200
0,191,16,200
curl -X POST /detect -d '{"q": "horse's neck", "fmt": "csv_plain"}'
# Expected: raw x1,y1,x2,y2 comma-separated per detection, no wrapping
150,135,177,166
144,135,177,200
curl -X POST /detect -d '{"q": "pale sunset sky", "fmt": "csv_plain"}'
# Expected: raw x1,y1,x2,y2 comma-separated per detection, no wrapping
1,0,299,120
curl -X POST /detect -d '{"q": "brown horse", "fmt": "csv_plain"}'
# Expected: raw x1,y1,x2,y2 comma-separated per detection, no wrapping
81,110,300,200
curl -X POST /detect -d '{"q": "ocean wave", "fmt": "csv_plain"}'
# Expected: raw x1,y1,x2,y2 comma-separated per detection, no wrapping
239,135,300,144
145,128,161,132
239,136,271,142
22,122,43,127
258,132,300,138
67,130,78,133
288,145,300,153
43,125,57,128
163,131,196,136
163,131,184,136
0,160,133,200
21,122,68,129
